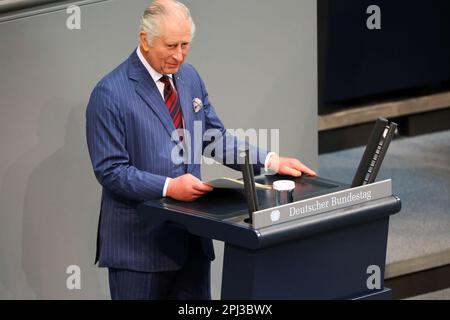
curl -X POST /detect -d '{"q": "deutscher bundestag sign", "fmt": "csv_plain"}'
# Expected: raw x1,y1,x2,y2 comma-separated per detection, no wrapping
252,179,392,228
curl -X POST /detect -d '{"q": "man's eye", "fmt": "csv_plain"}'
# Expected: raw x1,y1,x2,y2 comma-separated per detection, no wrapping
168,44,176,49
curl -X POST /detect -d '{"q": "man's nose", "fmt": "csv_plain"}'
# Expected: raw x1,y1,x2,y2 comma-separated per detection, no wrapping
173,46,183,61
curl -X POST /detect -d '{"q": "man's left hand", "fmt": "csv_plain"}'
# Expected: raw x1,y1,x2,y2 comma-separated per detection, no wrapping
267,154,316,177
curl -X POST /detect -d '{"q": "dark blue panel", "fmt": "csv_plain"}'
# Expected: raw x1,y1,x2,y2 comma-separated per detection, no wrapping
320,0,450,104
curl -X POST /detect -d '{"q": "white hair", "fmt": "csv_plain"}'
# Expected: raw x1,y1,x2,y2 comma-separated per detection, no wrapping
140,0,196,45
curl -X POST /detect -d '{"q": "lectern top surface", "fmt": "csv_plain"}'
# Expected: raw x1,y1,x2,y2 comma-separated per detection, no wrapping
149,175,343,220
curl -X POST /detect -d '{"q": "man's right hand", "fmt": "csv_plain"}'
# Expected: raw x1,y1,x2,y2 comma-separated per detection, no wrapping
166,174,214,202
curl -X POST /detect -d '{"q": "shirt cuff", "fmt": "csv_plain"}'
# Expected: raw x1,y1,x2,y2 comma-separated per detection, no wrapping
163,177,172,197
264,152,277,172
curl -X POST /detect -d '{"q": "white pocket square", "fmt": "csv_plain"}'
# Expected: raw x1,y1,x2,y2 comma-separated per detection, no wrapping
192,98,203,113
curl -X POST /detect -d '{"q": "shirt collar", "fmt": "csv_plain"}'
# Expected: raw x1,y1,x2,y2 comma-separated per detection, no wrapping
136,47,173,83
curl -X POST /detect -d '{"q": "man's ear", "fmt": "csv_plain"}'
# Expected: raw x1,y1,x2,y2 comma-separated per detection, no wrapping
139,32,150,52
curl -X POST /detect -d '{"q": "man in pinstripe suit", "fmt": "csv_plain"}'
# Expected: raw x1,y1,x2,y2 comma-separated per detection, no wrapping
86,0,316,300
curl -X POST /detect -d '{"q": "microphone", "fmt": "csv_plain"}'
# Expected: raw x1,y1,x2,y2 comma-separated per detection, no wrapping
352,117,397,187
239,142,259,223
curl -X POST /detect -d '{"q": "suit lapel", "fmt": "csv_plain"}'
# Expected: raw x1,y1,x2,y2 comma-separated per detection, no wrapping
174,72,196,171
129,51,179,142
128,51,199,171
135,81,179,141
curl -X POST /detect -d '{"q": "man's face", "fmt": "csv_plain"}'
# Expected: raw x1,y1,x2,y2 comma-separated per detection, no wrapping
140,17,192,75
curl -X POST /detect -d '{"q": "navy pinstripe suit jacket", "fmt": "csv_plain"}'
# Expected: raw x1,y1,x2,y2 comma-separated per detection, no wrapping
86,50,267,272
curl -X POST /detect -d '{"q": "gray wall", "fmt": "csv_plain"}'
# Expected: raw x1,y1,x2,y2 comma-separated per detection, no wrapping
0,0,317,299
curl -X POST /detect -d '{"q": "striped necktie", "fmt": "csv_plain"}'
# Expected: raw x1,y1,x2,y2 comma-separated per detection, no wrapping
160,75,183,129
